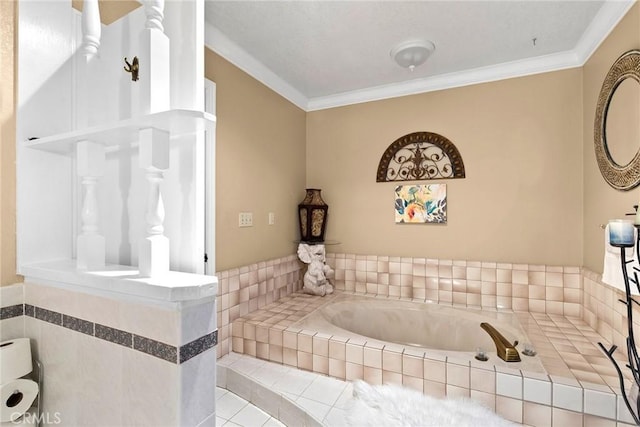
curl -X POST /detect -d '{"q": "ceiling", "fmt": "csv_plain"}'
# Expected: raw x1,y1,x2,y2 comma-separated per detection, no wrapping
204,1,635,111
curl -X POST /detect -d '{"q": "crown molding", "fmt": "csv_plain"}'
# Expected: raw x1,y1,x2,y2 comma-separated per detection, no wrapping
204,22,308,111
205,1,634,112
573,0,635,64
306,50,582,111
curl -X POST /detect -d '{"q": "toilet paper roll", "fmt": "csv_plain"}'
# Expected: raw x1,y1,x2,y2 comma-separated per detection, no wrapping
0,339,32,383
0,379,39,422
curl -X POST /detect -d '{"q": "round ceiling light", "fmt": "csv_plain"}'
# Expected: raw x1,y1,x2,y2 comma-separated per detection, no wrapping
390,40,436,71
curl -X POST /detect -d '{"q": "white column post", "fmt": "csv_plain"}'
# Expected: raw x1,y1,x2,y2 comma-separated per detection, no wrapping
133,0,170,116
144,0,165,32
76,0,101,129
80,0,101,59
138,128,170,277
77,141,105,270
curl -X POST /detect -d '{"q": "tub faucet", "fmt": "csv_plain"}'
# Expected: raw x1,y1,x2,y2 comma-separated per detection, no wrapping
480,322,521,362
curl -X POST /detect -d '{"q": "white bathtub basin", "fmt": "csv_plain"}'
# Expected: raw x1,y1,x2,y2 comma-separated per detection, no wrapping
293,292,546,372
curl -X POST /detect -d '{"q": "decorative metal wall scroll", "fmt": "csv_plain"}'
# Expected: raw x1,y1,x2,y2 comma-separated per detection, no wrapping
376,132,465,182
594,49,640,191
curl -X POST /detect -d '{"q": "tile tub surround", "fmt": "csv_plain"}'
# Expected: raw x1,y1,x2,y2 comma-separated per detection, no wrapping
582,268,640,356
215,254,304,359
325,253,582,316
219,352,636,427
325,254,640,372
231,291,637,424
0,282,219,427
214,253,640,378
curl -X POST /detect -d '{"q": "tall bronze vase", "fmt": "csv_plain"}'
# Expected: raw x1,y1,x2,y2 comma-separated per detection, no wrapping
298,189,328,243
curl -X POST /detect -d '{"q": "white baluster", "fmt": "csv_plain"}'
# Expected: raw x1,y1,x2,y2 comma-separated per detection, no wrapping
145,170,165,236
81,0,101,58
144,0,165,32
133,0,170,116
138,128,170,277
77,141,105,270
81,176,99,234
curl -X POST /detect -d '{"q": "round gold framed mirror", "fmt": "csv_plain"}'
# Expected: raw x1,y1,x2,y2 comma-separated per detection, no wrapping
594,49,640,191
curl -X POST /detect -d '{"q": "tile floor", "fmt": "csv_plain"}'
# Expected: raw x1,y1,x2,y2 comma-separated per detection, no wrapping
218,352,353,426
216,387,286,427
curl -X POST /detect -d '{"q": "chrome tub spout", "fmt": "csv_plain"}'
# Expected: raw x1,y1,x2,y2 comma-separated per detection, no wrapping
480,322,521,362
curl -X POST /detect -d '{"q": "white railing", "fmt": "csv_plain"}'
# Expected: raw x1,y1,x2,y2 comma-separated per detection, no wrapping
75,0,173,278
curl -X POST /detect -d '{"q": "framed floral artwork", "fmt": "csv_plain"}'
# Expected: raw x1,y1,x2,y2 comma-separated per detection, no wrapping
394,184,447,223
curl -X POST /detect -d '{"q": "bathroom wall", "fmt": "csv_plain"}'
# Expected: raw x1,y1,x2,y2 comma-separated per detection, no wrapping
204,50,307,271
0,282,218,426
306,69,584,267
0,0,20,287
3,4,638,277
582,2,640,273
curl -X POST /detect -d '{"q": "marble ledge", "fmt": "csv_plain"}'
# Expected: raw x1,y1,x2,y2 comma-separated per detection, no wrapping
20,259,218,304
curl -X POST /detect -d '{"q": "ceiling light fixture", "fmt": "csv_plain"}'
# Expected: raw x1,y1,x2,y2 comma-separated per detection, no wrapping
390,40,436,72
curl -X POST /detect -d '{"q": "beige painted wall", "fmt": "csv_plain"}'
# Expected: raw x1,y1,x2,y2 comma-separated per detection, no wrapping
306,69,584,266
72,0,141,25
583,3,640,273
4,5,637,276
205,50,307,271
1,0,20,287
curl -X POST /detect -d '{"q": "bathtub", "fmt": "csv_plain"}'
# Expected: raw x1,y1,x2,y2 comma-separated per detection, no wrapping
293,292,546,373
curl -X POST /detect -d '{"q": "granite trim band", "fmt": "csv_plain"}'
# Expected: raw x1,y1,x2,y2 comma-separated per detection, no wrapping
180,330,219,364
63,314,94,336
0,304,24,320
96,324,133,348
12,303,217,364
35,306,62,326
134,335,179,363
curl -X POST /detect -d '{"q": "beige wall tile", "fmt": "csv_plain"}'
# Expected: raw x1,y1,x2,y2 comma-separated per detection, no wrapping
363,367,382,385
496,396,523,424
447,363,470,388
297,351,312,371
470,390,495,411
346,362,364,381
382,349,403,373
402,354,423,378
446,384,469,398
471,367,495,393
329,358,346,380
523,402,551,427
312,354,329,374
424,358,446,383
424,379,446,398
382,370,403,386
363,346,382,368
553,407,584,426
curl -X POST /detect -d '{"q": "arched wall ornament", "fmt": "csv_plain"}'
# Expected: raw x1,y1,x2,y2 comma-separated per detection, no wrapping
376,131,465,182
594,49,640,191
